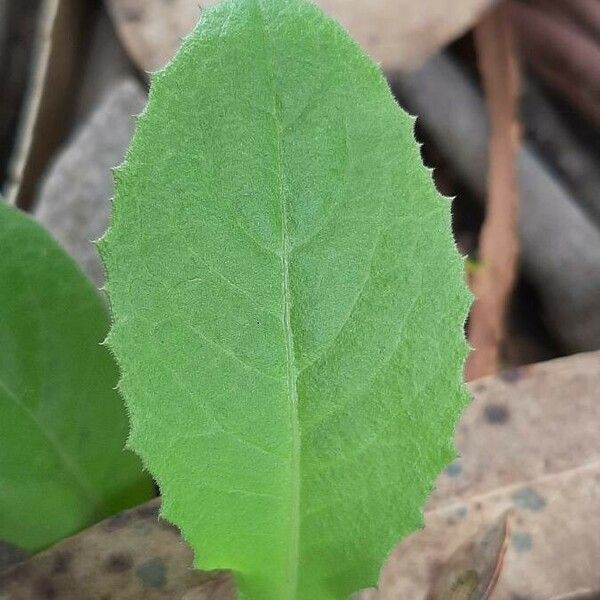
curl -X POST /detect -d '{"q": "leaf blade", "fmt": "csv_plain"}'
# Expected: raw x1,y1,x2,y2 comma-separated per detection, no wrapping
0,201,154,552
101,1,472,598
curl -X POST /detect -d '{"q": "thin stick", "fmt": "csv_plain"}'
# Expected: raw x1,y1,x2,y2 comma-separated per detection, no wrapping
466,4,521,380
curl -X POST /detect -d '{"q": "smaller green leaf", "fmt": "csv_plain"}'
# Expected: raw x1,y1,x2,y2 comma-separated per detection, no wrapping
0,201,154,552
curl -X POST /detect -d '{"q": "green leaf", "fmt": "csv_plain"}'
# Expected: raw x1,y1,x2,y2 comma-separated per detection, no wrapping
0,201,154,552
100,0,472,598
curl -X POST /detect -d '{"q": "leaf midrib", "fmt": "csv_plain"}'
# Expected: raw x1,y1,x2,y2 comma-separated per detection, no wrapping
255,1,301,597
280,149,301,599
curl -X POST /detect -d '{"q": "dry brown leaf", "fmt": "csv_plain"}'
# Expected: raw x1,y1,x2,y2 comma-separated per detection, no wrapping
105,0,498,74
425,512,511,600
0,500,235,600
466,5,521,380
430,352,600,508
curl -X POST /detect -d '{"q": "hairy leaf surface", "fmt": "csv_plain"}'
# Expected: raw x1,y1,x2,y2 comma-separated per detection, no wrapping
0,202,153,552
100,0,471,598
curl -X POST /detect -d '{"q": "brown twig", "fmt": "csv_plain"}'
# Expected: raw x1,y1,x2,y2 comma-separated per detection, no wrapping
466,4,520,380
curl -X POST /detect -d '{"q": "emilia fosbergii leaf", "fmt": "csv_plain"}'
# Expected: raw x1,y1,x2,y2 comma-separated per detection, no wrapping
0,201,153,553
99,0,472,598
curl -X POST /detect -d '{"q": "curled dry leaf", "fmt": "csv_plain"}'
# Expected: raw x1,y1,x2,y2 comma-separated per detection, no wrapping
105,0,498,74
425,512,511,600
